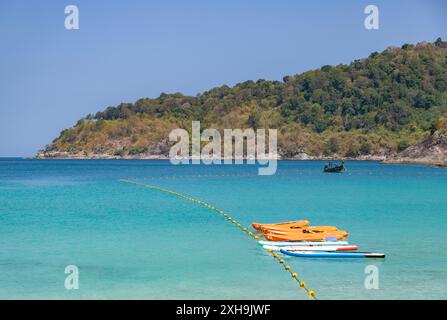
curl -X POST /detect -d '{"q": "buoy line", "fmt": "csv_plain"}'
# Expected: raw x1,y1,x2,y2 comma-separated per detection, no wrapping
143,173,257,181
119,179,317,299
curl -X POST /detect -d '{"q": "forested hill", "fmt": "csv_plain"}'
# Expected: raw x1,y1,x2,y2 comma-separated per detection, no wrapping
40,38,447,159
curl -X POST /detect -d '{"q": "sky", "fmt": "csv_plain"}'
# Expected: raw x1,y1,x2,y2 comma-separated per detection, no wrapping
0,0,446,157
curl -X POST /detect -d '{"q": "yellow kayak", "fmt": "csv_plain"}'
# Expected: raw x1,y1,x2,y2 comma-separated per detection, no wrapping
252,220,310,231
264,230,349,242
261,225,339,233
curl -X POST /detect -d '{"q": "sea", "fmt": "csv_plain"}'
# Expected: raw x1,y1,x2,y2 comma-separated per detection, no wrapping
0,158,446,299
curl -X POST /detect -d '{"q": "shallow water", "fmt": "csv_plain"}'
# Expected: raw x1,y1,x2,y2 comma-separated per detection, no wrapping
0,159,446,299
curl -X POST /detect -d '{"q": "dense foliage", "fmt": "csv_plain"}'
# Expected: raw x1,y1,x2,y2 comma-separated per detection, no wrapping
47,39,447,157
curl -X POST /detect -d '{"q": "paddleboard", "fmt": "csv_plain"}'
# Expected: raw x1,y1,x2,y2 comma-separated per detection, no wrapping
258,240,350,247
280,249,385,258
263,245,358,252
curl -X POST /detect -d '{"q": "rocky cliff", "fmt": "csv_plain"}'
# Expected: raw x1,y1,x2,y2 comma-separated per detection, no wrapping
384,118,447,167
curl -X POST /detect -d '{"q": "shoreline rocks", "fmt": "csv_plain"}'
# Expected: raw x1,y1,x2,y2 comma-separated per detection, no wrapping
34,150,387,161
383,124,447,167
36,127,447,167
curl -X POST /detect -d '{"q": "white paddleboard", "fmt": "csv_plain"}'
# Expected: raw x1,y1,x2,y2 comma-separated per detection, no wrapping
263,245,358,252
258,240,350,247
280,249,385,259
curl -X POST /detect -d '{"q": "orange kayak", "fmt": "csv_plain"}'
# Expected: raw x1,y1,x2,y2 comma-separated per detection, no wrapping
252,220,310,231
264,230,349,242
261,225,339,233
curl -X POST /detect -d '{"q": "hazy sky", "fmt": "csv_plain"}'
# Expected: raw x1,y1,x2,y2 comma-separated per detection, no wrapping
1,0,446,156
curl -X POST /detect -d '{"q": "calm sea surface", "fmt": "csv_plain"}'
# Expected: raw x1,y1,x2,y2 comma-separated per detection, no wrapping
0,158,446,299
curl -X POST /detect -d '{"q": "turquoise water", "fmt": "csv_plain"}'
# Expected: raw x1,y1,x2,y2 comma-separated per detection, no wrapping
1,158,446,299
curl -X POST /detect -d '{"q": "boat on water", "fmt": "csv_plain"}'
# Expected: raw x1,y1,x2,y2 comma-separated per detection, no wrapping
323,161,345,173
280,249,385,259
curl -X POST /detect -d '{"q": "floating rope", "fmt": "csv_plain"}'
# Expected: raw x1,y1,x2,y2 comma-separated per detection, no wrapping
143,173,256,181
119,179,317,300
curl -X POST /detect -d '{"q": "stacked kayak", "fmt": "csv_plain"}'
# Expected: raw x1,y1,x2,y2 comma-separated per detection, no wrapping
254,220,385,259
252,220,310,231
252,220,349,242
263,230,348,242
